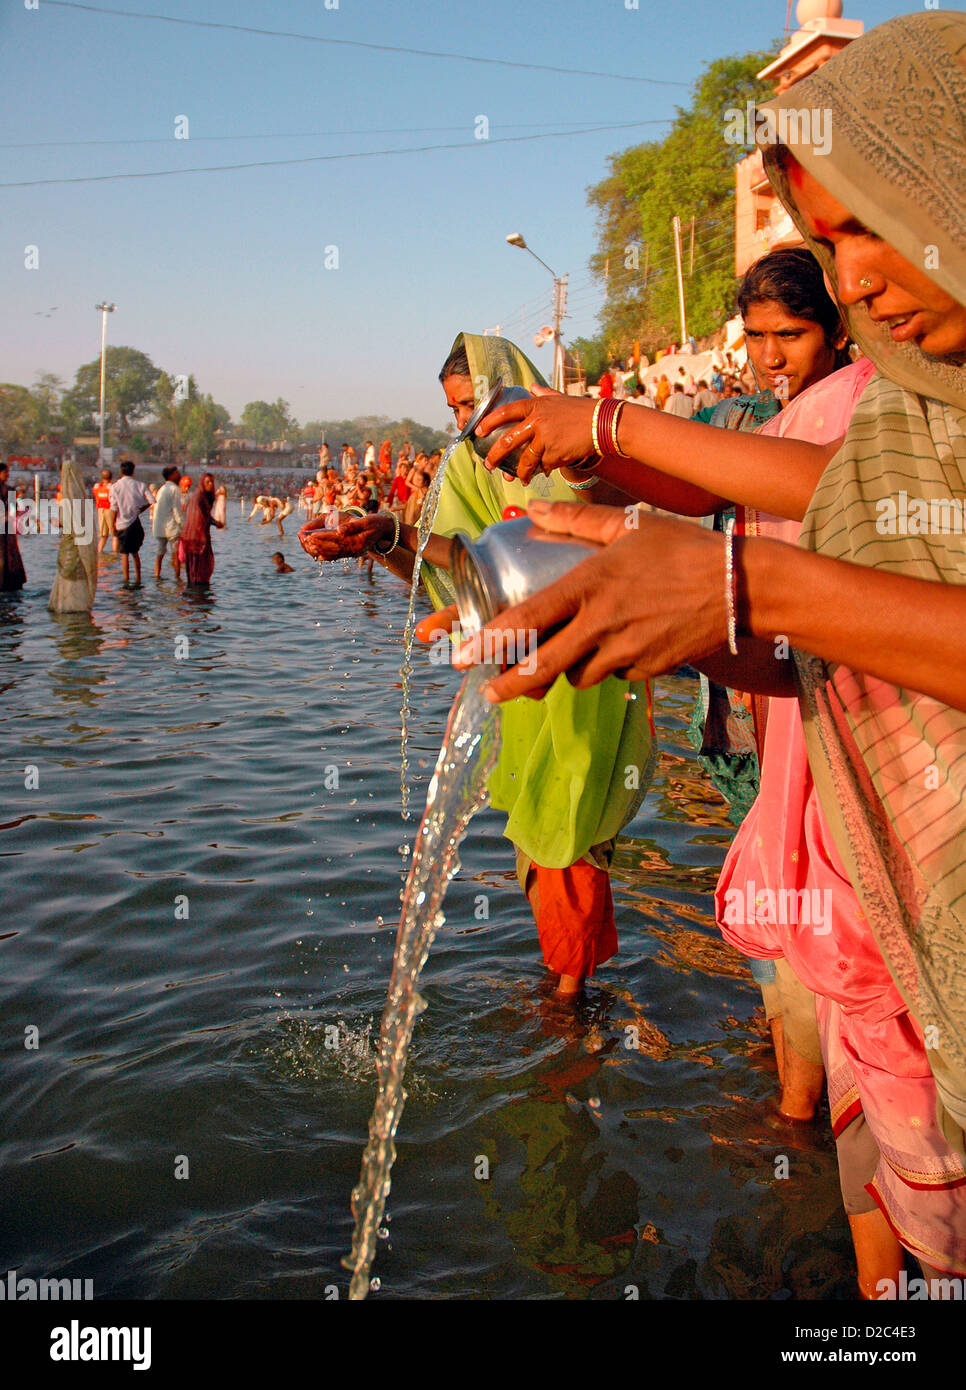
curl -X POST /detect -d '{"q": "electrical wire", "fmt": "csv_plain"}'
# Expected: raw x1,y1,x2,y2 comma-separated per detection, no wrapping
0,119,671,152
0,121,669,189
43,1,691,87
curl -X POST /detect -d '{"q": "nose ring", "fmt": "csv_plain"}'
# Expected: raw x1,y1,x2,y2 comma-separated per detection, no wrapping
860,277,873,290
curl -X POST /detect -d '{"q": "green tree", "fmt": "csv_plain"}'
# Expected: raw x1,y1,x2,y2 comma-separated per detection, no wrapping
65,346,160,440
587,47,777,357
182,394,222,459
296,415,450,455
30,372,66,442
153,369,179,447
152,373,227,458
0,384,39,457
240,398,296,444
567,336,611,386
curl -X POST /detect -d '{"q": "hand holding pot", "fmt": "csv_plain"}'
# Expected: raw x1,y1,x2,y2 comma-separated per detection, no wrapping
453,500,728,699
474,385,599,485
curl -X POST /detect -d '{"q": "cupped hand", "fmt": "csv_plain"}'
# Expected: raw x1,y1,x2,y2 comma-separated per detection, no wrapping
472,384,597,485
415,605,460,644
298,511,392,560
452,500,728,699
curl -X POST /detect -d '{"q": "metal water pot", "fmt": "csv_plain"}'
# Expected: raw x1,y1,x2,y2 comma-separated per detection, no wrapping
469,384,533,476
450,515,602,630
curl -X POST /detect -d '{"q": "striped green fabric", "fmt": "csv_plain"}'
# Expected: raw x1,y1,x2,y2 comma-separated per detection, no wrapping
796,372,966,1141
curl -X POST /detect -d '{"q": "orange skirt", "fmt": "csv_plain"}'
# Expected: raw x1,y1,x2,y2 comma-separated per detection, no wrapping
525,859,617,979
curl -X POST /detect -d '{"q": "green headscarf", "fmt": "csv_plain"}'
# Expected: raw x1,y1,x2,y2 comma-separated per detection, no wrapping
425,332,654,868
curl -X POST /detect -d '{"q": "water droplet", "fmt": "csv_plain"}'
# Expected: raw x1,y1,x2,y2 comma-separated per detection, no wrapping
377,1227,389,1240
625,691,637,701
369,1277,381,1291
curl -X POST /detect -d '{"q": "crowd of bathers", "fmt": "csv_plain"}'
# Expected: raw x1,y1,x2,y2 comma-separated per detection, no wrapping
301,439,442,529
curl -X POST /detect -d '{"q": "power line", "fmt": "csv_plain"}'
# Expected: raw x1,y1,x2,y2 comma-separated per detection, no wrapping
0,121,663,189
0,119,671,152
43,1,690,87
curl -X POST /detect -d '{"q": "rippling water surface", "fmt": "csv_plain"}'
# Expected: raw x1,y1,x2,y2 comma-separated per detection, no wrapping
0,514,853,1299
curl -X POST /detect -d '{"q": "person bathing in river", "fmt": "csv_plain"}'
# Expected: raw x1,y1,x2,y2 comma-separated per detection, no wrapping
456,10,966,1297
180,473,224,587
0,464,26,592
299,332,654,1003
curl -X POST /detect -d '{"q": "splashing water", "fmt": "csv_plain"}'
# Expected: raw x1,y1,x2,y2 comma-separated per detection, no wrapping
344,663,500,1299
398,438,459,820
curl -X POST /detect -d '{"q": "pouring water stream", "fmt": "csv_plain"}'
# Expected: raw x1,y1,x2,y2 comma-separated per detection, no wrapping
345,380,511,1297
344,663,499,1299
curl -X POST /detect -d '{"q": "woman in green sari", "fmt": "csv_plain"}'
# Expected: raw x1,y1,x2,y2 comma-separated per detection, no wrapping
300,332,654,1000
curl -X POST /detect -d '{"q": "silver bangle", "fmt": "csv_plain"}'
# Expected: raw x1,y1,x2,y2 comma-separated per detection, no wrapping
373,509,400,555
566,473,599,491
725,519,738,656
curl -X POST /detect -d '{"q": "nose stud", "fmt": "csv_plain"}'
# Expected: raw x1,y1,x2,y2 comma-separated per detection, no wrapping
860,277,873,290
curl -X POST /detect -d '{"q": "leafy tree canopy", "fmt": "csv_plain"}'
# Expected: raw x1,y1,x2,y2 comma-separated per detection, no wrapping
65,346,160,439
587,47,777,359
240,398,297,445
297,415,449,456
0,384,39,456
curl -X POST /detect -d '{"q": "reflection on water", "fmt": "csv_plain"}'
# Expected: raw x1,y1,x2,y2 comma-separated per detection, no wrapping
0,523,854,1299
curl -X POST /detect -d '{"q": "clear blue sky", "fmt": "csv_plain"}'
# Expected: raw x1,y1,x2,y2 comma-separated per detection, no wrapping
0,0,921,433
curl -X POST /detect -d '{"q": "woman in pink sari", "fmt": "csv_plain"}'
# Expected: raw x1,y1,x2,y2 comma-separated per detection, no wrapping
179,473,224,586
458,11,966,1298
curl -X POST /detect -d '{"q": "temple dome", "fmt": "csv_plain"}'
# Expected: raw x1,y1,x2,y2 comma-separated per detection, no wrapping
796,0,843,23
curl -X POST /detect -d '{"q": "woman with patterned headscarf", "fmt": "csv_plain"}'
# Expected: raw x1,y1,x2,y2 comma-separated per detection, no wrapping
457,12,966,1294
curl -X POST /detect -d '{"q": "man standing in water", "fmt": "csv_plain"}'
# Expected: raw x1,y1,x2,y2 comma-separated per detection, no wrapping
152,464,183,581
93,466,118,555
109,460,154,585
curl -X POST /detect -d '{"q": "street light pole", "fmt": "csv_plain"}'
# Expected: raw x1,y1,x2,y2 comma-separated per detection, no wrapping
505,234,566,392
671,218,688,348
95,302,116,467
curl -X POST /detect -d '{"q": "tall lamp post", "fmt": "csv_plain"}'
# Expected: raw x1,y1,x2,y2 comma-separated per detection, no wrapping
505,234,567,392
95,302,116,467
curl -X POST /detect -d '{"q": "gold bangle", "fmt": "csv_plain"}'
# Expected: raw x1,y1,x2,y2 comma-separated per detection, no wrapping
610,400,629,457
591,399,604,458
372,510,400,555
725,519,738,656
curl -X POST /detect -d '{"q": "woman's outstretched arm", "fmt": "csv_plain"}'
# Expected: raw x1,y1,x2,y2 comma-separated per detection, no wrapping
475,390,841,522
453,501,966,714
298,512,454,583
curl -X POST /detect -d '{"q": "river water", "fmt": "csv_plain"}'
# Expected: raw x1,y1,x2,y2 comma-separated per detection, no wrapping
0,514,854,1300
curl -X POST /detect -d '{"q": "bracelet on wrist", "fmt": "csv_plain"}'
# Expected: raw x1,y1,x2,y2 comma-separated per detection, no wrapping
590,399,605,459
724,519,739,656
592,397,631,459
372,510,400,555
566,472,600,491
